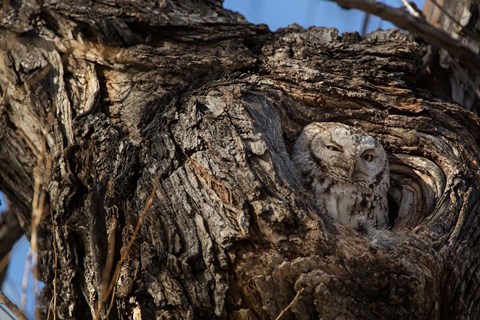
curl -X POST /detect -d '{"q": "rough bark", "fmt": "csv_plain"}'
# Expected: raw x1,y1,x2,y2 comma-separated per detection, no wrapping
0,1,479,320
423,0,480,110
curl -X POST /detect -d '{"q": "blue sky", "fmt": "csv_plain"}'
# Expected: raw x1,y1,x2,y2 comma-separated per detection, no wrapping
2,237,36,320
1,0,425,318
0,193,5,211
224,0,425,33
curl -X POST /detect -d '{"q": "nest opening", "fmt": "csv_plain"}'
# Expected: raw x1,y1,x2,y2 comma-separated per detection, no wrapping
387,153,443,230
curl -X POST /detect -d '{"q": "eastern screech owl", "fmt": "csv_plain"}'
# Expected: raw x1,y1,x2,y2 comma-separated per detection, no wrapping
292,122,390,228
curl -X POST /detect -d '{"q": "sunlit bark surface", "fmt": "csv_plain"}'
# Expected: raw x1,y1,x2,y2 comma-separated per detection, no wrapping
0,1,479,319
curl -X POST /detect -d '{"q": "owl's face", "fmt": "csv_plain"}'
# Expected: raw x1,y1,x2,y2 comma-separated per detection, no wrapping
298,122,388,186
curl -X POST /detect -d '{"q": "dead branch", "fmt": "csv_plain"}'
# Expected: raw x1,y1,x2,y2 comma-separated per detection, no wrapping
331,0,480,74
0,291,28,320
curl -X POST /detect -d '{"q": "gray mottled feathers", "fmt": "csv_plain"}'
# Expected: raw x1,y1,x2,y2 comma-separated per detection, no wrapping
292,122,390,229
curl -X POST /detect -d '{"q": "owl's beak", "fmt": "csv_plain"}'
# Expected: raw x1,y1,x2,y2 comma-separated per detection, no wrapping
349,160,358,178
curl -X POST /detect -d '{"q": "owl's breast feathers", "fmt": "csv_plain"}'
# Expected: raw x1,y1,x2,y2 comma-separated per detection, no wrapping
313,180,384,225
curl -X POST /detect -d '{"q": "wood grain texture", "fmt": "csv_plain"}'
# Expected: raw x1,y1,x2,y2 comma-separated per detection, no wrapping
0,1,479,319
422,0,480,110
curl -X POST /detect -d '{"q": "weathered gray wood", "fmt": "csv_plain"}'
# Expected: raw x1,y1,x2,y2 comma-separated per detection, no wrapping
423,0,480,111
0,1,479,319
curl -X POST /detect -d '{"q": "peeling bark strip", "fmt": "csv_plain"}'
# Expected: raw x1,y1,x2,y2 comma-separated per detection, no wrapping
0,1,480,319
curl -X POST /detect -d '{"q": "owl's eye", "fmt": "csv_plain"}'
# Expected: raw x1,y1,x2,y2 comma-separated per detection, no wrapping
326,145,342,152
362,152,374,162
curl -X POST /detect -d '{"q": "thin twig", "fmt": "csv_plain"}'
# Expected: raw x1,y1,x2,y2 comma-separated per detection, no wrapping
330,0,480,75
427,0,480,42
451,60,480,103
361,13,371,36
17,50,60,320
427,0,460,26
0,304,17,320
48,209,58,320
101,176,159,319
20,248,31,311
0,291,29,320
28,131,52,318
0,254,9,276
96,215,118,319
401,0,420,17
105,281,117,318
274,288,305,320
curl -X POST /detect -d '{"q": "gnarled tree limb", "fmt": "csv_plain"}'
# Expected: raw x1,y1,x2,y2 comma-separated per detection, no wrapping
330,0,480,74
0,1,479,319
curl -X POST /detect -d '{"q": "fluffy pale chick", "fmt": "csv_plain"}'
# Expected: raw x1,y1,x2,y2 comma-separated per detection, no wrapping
293,122,390,229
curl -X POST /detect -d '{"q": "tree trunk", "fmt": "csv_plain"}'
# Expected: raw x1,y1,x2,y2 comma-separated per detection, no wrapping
423,0,480,110
0,1,479,319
